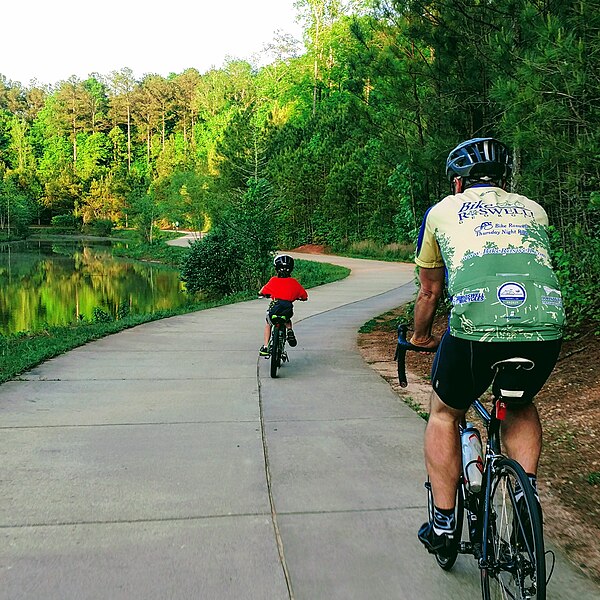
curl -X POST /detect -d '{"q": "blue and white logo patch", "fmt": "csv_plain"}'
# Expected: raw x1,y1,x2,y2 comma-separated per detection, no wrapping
497,282,527,308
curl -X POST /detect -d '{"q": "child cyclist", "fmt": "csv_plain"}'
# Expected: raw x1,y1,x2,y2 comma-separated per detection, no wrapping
258,254,308,356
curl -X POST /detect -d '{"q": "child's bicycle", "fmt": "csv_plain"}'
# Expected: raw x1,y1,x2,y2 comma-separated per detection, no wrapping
268,313,289,378
396,324,553,600
260,294,301,379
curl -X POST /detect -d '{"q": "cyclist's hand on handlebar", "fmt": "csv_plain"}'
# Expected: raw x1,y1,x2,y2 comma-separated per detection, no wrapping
396,324,438,387
409,334,440,351
396,324,438,353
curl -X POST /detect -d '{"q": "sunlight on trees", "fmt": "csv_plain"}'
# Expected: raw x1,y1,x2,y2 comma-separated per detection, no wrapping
0,0,598,325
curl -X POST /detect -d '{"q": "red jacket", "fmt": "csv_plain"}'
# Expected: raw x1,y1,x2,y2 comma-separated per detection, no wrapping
259,276,308,302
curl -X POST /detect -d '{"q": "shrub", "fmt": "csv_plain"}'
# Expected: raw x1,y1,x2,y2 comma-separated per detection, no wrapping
51,214,82,233
180,178,276,297
180,228,241,296
549,226,600,333
82,219,113,236
92,307,112,323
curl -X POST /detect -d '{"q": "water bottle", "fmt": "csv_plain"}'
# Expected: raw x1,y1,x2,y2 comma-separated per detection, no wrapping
461,423,483,493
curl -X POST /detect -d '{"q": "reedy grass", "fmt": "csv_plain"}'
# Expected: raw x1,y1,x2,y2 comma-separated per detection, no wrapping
333,240,415,262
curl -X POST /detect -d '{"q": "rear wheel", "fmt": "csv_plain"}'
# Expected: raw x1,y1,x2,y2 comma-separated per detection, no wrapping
481,458,546,600
270,326,281,378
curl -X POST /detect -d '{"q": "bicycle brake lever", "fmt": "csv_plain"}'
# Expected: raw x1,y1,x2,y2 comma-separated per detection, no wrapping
395,323,437,387
397,324,410,388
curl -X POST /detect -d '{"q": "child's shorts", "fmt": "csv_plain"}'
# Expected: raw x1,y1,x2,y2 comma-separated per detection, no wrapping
266,300,294,324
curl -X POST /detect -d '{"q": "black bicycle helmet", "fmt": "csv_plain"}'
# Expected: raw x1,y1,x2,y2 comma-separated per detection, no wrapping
274,254,294,276
446,138,512,182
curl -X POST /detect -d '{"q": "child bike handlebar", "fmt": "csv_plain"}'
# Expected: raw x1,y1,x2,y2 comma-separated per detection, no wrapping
259,293,307,301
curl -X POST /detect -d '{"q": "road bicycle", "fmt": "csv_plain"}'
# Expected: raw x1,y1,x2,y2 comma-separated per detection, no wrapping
396,324,553,599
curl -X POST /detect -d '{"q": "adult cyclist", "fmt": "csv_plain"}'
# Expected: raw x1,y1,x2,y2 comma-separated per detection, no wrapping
410,138,565,556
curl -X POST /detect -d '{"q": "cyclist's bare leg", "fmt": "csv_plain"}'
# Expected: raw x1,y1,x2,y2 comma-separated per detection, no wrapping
425,391,465,510
263,322,271,346
501,403,542,475
285,321,293,331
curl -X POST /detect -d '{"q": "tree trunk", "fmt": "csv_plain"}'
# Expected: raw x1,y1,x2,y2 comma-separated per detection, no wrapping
127,104,131,172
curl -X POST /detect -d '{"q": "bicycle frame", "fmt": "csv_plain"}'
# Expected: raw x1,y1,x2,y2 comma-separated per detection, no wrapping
269,320,287,353
465,397,505,566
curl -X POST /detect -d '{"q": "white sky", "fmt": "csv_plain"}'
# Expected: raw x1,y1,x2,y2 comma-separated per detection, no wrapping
1,0,305,87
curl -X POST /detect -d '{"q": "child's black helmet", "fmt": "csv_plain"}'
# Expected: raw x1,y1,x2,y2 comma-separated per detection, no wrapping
446,138,512,182
274,254,294,276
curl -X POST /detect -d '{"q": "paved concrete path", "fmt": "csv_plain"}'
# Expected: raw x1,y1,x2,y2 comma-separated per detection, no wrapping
1,248,597,599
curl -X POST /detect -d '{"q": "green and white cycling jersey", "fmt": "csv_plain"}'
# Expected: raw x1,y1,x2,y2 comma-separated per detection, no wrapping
415,186,565,342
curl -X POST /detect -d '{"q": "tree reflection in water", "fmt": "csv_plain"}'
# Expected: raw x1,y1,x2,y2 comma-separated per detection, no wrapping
0,240,188,335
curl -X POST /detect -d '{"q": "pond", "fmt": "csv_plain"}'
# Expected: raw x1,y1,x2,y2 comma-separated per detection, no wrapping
0,240,190,336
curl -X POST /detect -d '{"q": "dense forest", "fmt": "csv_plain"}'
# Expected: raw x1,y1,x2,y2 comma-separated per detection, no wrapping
0,0,598,329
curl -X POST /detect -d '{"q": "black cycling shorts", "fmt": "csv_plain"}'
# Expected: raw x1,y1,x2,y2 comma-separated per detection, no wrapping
430,332,562,411
266,299,294,324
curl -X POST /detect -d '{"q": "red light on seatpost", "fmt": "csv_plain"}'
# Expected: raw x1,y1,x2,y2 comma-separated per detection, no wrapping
496,401,507,420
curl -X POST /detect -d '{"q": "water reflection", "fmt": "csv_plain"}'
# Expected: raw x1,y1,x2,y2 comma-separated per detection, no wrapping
0,240,189,335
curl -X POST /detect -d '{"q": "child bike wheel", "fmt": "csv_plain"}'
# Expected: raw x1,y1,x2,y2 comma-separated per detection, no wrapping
270,327,281,378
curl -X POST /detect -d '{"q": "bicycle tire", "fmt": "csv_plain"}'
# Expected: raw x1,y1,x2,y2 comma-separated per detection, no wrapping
270,326,281,378
480,457,546,600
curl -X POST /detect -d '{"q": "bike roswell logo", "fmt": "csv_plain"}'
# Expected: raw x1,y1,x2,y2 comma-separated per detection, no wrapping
458,197,534,224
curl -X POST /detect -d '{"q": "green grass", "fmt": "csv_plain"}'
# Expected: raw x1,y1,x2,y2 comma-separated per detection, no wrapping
111,240,187,267
403,396,429,421
359,307,410,334
0,241,350,385
294,259,350,287
588,472,600,485
0,294,253,385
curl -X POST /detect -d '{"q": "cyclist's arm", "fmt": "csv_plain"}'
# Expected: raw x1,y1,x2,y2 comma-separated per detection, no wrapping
412,266,445,349
294,279,308,301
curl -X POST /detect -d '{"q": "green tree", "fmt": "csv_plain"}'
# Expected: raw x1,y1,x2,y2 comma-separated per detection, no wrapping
52,77,93,165
295,0,344,114
82,75,109,133
0,175,34,238
173,69,202,149
78,175,120,225
77,132,112,182
107,68,137,171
